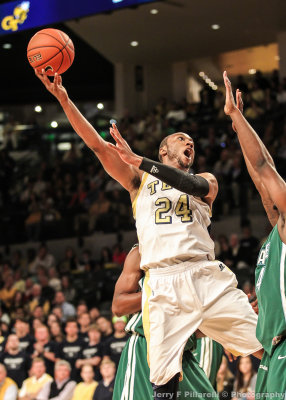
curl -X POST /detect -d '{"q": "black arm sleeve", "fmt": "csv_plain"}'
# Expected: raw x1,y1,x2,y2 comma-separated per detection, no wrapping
139,157,209,197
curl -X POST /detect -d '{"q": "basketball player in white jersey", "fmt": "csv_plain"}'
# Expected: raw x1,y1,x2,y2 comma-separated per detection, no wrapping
35,70,263,400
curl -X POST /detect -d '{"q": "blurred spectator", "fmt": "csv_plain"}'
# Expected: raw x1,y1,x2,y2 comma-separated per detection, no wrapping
14,318,35,355
30,245,56,273
102,316,128,367
95,317,113,343
57,318,85,381
37,360,76,400
0,363,17,400
38,276,55,304
50,321,65,344
216,356,234,400
76,325,102,381
32,326,57,376
52,306,64,323
58,248,79,275
89,308,100,324
0,274,16,310
78,313,91,342
28,284,50,316
72,364,98,400
99,247,113,268
88,192,111,233
76,303,88,319
0,334,30,388
112,244,127,267
233,356,257,398
92,360,116,400
61,276,76,304
237,224,259,268
48,268,61,293
54,292,76,322
19,357,53,400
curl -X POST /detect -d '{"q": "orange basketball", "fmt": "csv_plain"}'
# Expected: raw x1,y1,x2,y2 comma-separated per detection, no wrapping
27,28,75,76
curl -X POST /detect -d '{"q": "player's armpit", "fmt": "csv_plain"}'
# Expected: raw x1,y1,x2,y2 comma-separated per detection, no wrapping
95,146,143,192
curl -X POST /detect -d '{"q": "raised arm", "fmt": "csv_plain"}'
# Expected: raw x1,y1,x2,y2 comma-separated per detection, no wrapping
232,89,279,227
224,71,286,237
35,71,142,192
112,245,143,317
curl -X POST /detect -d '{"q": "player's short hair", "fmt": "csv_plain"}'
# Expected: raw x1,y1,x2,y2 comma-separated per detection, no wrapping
158,136,170,162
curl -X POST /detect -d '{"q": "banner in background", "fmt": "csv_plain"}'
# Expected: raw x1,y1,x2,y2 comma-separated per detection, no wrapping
0,0,155,36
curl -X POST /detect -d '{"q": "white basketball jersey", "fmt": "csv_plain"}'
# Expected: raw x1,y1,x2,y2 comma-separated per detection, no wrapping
133,173,215,270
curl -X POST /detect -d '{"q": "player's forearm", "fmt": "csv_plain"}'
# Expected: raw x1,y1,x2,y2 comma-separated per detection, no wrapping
229,109,274,171
59,97,106,152
112,292,142,316
139,158,209,197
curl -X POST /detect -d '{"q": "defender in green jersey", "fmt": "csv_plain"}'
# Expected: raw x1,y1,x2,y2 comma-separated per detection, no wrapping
224,71,286,398
193,337,224,389
112,246,218,400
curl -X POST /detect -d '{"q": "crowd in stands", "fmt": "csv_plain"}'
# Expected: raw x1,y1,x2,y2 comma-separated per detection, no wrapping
0,241,130,399
0,237,261,399
0,70,285,245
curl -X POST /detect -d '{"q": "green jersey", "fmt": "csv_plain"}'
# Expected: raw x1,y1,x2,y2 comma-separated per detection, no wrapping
193,337,224,389
255,224,286,355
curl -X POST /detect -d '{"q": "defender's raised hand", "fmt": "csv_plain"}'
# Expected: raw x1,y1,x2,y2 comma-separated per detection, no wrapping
223,71,240,116
232,88,244,133
108,123,142,168
35,69,68,104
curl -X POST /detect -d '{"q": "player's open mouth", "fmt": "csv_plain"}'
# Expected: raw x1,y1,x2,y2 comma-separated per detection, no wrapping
184,149,192,159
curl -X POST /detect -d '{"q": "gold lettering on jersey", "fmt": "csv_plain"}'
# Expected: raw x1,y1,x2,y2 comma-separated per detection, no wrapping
148,180,173,195
161,182,172,191
147,180,159,195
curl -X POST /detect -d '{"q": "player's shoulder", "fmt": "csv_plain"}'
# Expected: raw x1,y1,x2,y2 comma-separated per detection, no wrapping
197,172,217,184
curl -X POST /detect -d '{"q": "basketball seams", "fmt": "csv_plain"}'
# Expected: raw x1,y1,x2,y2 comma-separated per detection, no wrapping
36,31,67,48
27,45,62,52
55,51,64,74
58,31,72,67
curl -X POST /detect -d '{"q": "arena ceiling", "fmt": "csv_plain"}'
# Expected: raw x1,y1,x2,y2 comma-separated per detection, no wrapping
66,0,286,65
0,0,285,104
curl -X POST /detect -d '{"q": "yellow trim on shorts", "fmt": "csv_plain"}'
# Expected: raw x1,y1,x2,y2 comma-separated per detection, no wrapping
142,270,151,365
132,173,148,218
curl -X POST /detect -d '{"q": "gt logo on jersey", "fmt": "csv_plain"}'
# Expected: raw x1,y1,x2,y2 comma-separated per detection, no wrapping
257,243,270,266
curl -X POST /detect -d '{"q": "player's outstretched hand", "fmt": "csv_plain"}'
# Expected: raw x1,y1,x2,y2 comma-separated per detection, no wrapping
108,123,142,168
232,88,244,133
35,69,68,104
223,71,240,116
